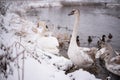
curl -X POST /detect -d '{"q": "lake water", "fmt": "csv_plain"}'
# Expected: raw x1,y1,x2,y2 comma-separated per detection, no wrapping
26,6,120,51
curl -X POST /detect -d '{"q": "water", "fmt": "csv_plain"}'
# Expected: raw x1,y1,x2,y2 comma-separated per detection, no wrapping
26,6,120,51
26,6,120,79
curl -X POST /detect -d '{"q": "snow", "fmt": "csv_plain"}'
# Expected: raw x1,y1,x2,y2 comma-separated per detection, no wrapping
0,1,101,80
68,69,101,80
8,56,71,80
24,58,68,80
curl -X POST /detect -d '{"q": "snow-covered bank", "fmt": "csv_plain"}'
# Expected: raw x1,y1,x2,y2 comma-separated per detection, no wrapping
0,1,102,80
0,12,101,80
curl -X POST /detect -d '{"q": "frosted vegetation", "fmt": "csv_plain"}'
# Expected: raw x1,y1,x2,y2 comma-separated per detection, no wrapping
0,1,102,80
0,1,120,80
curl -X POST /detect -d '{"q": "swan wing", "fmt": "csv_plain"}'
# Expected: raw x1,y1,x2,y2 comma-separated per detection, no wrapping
95,48,106,58
106,56,120,76
77,48,93,63
79,47,98,59
37,36,59,53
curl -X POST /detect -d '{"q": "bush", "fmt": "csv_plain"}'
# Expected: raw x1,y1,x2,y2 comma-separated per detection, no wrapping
0,1,10,16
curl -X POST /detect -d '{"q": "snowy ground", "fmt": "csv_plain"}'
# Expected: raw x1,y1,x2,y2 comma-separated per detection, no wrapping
0,1,101,80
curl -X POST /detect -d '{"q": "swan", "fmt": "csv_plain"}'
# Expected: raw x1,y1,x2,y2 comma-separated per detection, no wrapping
95,42,120,76
34,21,59,54
37,36,59,54
67,9,96,68
32,21,50,36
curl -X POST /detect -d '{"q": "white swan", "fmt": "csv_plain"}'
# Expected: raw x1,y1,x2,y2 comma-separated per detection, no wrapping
37,36,59,54
35,21,59,54
32,21,50,36
67,9,96,68
96,43,120,76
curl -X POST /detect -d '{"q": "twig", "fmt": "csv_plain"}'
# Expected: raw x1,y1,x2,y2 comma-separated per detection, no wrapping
22,51,25,80
14,42,41,64
15,42,20,80
12,50,25,62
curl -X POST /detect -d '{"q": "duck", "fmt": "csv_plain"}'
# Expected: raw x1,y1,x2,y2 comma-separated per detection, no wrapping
67,9,97,68
102,35,106,42
95,42,120,76
107,33,113,42
108,33,113,40
88,36,92,46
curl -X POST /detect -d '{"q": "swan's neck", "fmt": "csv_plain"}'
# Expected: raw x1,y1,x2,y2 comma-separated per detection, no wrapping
70,13,80,46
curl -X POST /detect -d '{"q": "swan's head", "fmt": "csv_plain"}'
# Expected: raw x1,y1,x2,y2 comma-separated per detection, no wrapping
68,9,80,16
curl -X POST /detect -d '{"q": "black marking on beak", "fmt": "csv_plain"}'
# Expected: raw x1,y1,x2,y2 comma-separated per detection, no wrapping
68,10,75,16
46,25,48,29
